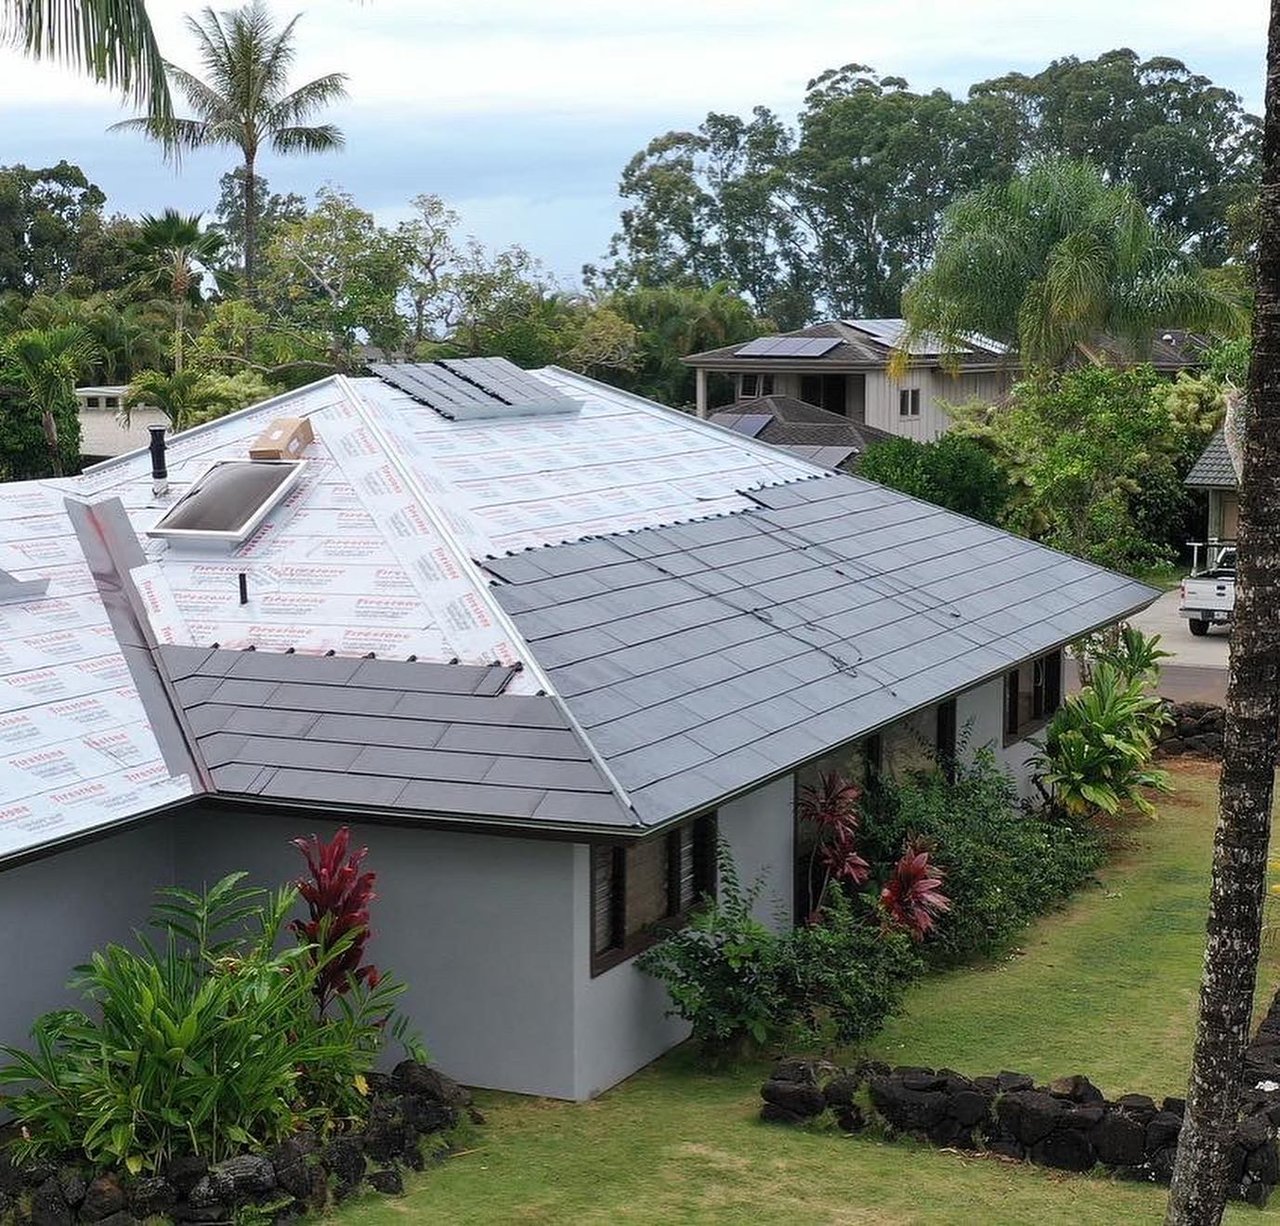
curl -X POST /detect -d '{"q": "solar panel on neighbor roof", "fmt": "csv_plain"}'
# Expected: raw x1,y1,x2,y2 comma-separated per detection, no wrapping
733,337,840,358
708,413,771,438
147,460,305,543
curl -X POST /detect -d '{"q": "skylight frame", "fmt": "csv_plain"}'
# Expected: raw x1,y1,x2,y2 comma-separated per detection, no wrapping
145,459,308,545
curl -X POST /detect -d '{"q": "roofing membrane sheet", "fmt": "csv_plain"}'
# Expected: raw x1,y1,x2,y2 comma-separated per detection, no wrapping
0,483,192,858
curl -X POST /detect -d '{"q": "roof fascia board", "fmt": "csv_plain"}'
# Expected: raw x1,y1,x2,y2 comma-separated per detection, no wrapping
680,356,1011,374
333,374,640,820
79,376,344,476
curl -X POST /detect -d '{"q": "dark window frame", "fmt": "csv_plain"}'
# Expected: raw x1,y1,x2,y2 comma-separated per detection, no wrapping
935,697,957,783
590,812,717,976
741,373,760,398
898,388,921,417
1004,649,1064,745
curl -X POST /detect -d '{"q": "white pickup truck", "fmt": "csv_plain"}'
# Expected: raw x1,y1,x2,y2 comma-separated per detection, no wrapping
1179,546,1237,637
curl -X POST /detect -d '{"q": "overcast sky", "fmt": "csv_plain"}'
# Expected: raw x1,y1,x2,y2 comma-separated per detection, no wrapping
0,0,1270,283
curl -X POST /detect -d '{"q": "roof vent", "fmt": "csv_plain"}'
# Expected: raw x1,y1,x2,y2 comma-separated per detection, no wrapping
0,569,49,605
371,357,581,422
146,459,306,546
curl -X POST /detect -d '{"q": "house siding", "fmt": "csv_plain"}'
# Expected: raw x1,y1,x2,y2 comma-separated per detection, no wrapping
569,775,795,1100
169,808,580,1099
958,675,1039,799
0,821,174,1055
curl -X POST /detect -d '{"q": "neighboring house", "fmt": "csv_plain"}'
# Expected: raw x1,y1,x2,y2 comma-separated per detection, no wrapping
684,319,1207,442
709,394,894,470
1185,428,1239,544
76,385,167,464
0,359,1155,1101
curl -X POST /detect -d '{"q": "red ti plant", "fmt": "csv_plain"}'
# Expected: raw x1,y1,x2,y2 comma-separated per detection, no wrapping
291,826,381,1013
796,771,869,920
880,838,951,941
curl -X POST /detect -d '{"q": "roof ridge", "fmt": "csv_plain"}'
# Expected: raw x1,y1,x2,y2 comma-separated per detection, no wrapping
336,375,641,822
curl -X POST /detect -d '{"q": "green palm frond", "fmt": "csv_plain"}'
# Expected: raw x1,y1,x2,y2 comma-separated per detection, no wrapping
2,0,171,121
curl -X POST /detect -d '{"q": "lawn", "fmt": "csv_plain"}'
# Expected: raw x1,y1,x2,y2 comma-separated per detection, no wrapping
341,761,1280,1225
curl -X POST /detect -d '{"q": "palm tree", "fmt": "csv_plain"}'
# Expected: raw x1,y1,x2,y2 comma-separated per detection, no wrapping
1165,3,1280,1221
2,0,170,121
901,159,1243,371
0,325,100,477
129,210,228,373
124,369,234,432
114,0,346,294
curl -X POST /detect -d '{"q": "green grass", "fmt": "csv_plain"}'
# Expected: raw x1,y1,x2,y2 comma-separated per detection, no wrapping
339,762,1280,1225
1134,563,1186,591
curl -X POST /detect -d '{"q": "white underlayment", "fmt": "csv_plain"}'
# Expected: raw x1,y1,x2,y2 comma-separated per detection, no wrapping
0,368,818,858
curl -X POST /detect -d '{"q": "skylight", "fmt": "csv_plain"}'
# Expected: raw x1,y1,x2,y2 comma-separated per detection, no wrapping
146,460,306,545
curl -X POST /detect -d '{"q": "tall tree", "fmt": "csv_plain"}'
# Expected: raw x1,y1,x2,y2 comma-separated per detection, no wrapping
1166,5,1280,1220
901,159,1241,368
211,167,306,282
1,0,169,119
0,162,109,295
972,50,1261,267
0,324,98,476
115,0,346,294
128,209,227,373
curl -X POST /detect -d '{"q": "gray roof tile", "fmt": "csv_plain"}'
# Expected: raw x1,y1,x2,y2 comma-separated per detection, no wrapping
1185,430,1237,488
166,649,632,829
490,472,1156,826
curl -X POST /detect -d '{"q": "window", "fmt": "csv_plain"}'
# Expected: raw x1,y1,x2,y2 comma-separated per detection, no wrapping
1004,650,1064,742
936,697,957,783
591,813,717,973
740,373,774,400
898,388,921,417
85,396,100,409
105,397,119,410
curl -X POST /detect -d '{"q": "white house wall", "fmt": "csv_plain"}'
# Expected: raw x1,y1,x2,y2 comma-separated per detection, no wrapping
169,809,581,1100
0,821,174,1055
569,775,796,1100
956,675,1039,799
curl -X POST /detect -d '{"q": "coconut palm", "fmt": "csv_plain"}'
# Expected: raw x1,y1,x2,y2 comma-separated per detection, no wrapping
901,159,1244,370
114,0,346,294
129,210,228,373
2,0,170,120
0,325,100,477
124,369,235,432
1166,3,1280,1218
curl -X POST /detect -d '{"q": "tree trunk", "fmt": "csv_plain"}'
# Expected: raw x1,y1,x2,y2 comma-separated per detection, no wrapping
244,154,257,297
1165,6,1280,1221
174,297,184,373
41,408,62,478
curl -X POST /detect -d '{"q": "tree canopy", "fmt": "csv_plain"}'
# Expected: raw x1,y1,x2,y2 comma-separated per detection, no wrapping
600,51,1259,326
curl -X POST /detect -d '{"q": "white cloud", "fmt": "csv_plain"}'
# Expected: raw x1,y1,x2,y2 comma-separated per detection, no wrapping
0,0,1267,275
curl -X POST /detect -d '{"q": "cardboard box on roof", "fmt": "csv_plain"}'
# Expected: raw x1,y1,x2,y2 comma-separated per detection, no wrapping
249,417,314,460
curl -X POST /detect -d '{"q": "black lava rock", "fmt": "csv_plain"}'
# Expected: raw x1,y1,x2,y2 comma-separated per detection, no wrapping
164,1156,209,1197
128,1175,177,1219
324,1136,367,1192
996,1072,1035,1093
1031,1129,1095,1173
868,1077,948,1132
822,1074,861,1110
367,1167,404,1195
996,1090,1062,1147
760,1080,827,1118
80,1173,126,1221
1092,1111,1147,1167
1145,1111,1182,1154
390,1062,472,1107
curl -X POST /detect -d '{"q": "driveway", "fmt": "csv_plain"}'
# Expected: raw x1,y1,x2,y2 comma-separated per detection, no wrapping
1129,589,1229,704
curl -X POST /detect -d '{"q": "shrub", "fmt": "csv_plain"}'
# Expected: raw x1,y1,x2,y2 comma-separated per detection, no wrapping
636,845,783,1057
1031,662,1173,818
774,891,922,1046
639,843,924,1058
858,433,1010,524
0,864,415,1173
861,751,1105,964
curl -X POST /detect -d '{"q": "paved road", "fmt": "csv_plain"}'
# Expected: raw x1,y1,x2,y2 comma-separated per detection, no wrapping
1130,589,1229,704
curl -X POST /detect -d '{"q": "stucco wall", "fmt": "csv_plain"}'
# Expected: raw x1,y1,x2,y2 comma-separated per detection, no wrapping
169,808,580,1099
0,821,173,1055
957,675,1038,799
568,775,796,1100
